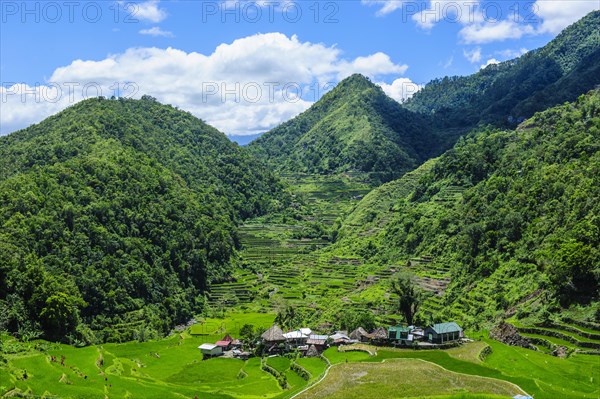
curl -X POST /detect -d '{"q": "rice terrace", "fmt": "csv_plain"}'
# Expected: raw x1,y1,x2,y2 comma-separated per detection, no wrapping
1,2,600,399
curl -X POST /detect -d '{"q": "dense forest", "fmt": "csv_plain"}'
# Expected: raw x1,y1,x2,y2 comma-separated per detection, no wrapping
0,97,290,343
335,90,600,325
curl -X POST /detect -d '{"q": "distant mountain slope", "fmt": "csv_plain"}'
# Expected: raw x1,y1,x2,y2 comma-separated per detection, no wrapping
249,74,437,182
335,90,600,324
0,96,288,342
405,10,600,129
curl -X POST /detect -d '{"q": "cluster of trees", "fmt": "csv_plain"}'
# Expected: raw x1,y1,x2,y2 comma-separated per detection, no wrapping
0,96,290,343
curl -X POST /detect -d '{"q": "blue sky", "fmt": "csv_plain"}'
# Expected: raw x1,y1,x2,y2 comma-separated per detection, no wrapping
1,0,598,139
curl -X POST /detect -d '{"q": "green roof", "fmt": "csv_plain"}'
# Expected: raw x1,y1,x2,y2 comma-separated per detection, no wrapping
388,326,411,332
429,322,462,334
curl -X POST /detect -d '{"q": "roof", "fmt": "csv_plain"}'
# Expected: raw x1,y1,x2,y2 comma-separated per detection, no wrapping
388,326,411,332
262,325,285,342
221,334,233,342
306,345,320,357
349,327,369,340
428,322,462,334
369,327,388,339
306,335,328,345
215,340,231,347
284,330,308,340
299,328,312,336
198,343,219,350
330,333,350,341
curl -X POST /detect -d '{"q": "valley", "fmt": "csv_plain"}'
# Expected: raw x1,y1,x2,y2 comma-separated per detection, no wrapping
1,10,600,399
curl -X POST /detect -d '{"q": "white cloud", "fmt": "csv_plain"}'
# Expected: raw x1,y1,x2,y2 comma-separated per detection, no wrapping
378,78,422,103
139,27,174,37
460,20,536,44
480,58,500,70
534,0,599,33
361,0,405,16
133,0,167,23
463,47,482,63
1,33,410,136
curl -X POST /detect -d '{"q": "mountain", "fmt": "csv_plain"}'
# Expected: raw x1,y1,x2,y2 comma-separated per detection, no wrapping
249,74,437,182
333,90,600,325
405,10,600,130
249,12,599,182
0,96,289,342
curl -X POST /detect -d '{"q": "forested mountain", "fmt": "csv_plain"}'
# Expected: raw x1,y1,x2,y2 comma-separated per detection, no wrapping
249,74,437,182
250,12,599,182
405,10,600,129
0,96,289,342
334,90,600,325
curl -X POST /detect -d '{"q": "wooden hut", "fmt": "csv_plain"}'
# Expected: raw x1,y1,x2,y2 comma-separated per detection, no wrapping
349,327,370,342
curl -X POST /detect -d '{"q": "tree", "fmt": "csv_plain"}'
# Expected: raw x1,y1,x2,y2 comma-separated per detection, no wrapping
39,292,86,340
391,273,421,325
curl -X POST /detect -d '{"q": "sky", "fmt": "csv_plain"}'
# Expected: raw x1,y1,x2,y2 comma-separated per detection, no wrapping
1,0,598,141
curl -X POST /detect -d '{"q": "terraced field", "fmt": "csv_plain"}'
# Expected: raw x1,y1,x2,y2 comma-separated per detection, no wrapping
207,174,374,309
511,319,600,355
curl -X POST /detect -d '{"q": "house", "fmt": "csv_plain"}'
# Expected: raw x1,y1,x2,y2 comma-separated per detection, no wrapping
306,334,328,350
349,327,370,342
215,334,234,350
262,324,286,352
387,326,411,340
198,343,223,358
424,322,463,344
368,327,388,344
387,326,413,345
329,332,351,345
283,328,312,346
262,324,285,344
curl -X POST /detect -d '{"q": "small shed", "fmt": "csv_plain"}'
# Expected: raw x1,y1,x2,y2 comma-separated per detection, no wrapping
424,322,463,344
198,343,223,357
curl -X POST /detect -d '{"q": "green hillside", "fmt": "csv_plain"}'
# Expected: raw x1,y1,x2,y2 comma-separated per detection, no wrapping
0,96,289,343
405,11,600,129
333,90,600,325
249,74,437,182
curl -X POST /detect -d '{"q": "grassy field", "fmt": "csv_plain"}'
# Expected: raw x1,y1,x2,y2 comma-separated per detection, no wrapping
318,340,600,399
295,358,521,399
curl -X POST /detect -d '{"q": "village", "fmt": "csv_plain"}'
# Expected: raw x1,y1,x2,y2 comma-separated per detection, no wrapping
198,321,465,359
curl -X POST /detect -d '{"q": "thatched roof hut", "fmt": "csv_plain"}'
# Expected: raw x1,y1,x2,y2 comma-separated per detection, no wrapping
350,327,370,341
369,327,388,340
261,324,285,343
306,345,320,357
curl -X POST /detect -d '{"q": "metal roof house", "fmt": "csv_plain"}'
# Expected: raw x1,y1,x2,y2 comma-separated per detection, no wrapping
198,343,223,357
424,322,463,344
